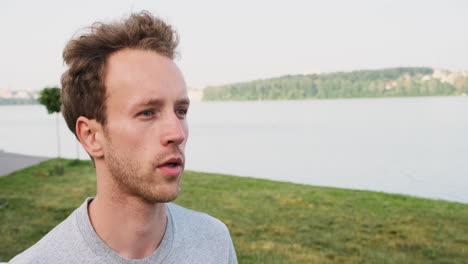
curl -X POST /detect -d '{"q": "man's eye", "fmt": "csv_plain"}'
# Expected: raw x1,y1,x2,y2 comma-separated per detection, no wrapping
176,108,188,117
139,110,154,117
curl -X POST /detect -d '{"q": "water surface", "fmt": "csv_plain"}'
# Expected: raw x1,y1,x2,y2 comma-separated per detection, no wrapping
1,96,467,203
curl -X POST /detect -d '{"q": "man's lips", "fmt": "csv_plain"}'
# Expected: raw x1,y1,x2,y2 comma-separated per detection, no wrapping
158,157,183,168
157,157,183,177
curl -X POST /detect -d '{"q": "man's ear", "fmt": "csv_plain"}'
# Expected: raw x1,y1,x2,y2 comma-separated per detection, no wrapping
76,116,105,159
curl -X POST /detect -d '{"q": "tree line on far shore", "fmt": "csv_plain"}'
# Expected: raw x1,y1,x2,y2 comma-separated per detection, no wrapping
203,67,468,101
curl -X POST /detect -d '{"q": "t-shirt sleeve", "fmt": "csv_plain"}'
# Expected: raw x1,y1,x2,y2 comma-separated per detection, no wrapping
227,235,238,264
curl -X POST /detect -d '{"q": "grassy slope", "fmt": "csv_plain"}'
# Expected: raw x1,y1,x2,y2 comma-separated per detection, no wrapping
0,159,467,263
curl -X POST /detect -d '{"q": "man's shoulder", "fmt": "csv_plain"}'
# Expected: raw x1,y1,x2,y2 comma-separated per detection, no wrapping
8,204,92,264
167,203,227,228
167,203,230,236
165,203,237,263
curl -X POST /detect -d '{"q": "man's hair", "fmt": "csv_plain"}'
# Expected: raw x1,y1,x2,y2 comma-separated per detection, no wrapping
60,11,179,136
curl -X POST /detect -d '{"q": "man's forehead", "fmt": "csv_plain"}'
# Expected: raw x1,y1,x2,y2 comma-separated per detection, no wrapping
105,49,178,78
104,49,186,100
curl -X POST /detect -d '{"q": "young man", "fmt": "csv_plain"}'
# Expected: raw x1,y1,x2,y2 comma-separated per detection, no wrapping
10,11,237,264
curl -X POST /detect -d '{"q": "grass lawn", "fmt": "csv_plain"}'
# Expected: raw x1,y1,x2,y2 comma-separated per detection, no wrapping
1,159,467,263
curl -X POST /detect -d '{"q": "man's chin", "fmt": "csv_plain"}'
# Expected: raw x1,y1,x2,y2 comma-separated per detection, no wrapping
137,188,180,204
142,196,178,204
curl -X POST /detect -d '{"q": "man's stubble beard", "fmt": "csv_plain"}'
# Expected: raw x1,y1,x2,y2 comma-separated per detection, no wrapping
105,137,184,204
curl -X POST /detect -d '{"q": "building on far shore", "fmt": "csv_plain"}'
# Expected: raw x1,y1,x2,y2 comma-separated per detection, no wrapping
0,89,13,99
0,88,40,100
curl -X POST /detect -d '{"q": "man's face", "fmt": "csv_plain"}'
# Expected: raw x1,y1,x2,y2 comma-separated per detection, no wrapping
102,49,189,203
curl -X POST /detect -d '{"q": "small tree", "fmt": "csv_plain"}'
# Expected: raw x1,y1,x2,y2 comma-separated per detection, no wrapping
38,87,63,175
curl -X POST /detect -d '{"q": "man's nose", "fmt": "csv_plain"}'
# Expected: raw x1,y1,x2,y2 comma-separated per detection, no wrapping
160,113,187,146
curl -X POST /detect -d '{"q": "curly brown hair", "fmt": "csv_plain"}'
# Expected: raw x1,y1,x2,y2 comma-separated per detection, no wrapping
60,11,179,136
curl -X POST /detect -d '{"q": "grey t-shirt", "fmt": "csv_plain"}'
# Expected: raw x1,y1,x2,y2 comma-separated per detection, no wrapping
9,198,237,264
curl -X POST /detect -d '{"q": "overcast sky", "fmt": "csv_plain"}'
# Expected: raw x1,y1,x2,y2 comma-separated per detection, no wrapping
1,0,467,90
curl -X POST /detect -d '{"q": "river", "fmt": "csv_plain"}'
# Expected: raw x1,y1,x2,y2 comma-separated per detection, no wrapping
1,96,467,203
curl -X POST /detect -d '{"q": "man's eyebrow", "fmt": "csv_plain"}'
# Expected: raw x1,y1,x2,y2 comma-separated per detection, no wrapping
133,98,190,108
176,98,190,105
135,99,164,108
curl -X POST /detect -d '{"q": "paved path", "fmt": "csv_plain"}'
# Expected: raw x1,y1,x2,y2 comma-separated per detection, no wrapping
0,151,49,177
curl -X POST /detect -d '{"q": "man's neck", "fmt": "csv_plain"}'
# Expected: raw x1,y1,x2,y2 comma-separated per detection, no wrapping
87,193,167,259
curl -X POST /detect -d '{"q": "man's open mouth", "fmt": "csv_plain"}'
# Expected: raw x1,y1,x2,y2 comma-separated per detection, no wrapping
157,157,184,177
159,157,183,168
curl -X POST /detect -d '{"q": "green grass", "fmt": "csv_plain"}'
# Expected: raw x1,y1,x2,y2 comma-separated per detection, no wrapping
1,159,467,263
